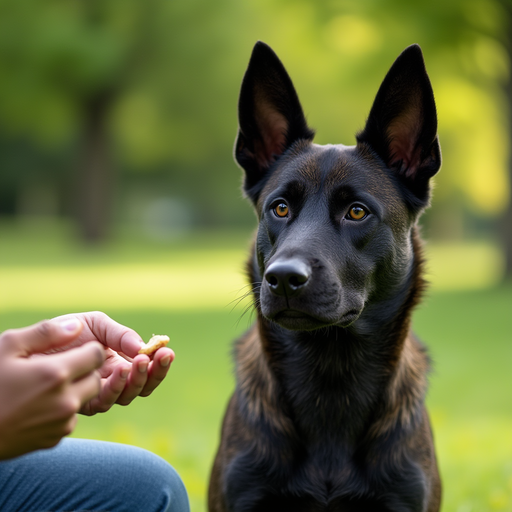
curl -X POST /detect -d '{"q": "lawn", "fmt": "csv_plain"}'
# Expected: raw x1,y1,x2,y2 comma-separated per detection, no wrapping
1,218,511,512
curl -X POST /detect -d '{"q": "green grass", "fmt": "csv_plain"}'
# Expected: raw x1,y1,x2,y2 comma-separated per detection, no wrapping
414,286,512,512
1,218,511,511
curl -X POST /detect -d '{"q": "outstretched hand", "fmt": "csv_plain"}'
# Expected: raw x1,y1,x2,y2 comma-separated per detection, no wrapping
0,312,174,460
50,312,175,415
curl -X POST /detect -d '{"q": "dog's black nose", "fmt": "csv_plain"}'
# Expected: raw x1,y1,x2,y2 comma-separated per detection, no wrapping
264,259,311,297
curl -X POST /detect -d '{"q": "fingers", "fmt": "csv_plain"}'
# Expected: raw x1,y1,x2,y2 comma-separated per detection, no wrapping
116,355,151,406
77,312,145,357
80,365,130,415
140,348,174,397
27,344,103,415
0,318,84,357
45,342,105,382
80,347,174,413
70,369,103,407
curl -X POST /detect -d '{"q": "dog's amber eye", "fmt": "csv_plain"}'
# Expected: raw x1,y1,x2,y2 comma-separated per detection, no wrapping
347,205,367,220
274,203,289,218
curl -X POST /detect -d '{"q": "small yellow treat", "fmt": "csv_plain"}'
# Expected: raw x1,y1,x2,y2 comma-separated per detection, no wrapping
138,335,170,356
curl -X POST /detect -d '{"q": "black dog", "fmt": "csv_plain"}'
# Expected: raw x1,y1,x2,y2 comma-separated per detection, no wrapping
209,42,442,512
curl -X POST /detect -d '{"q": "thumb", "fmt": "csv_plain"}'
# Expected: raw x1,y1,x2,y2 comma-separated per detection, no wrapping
0,318,84,356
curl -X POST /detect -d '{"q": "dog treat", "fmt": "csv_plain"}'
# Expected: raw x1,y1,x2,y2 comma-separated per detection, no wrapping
138,334,170,356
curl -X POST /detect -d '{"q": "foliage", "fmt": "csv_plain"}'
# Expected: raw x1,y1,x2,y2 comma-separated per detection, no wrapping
0,0,509,229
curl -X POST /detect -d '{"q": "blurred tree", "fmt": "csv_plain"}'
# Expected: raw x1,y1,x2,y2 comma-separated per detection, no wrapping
497,0,512,279
0,0,246,241
0,0,125,240
0,0,509,270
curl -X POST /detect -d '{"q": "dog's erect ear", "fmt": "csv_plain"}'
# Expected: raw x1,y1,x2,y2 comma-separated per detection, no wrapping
356,44,441,207
235,41,315,201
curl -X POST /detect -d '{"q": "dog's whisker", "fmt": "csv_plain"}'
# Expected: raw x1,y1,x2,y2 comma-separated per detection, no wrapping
228,291,253,309
227,282,262,313
235,300,258,328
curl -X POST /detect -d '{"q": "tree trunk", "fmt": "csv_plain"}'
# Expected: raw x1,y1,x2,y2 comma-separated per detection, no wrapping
502,162,512,280
502,145,512,280
76,92,114,243
502,2,512,281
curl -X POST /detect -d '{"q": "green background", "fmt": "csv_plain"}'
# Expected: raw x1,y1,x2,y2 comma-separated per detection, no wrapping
1,221,511,512
0,0,511,510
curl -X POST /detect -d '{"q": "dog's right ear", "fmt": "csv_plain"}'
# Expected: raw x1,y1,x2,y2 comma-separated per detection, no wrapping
235,42,315,202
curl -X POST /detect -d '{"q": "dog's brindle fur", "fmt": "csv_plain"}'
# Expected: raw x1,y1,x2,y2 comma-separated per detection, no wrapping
209,42,442,512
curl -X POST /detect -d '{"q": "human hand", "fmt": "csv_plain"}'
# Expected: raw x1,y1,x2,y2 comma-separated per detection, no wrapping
51,312,174,416
0,318,104,460
0,313,174,460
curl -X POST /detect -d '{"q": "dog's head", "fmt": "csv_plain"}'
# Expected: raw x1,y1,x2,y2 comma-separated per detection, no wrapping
236,42,441,331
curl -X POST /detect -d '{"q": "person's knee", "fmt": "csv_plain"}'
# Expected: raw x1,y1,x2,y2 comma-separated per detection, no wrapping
133,448,190,512
0,439,190,512
164,463,190,512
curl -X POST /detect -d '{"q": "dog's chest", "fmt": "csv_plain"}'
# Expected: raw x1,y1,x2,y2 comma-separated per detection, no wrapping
227,427,427,511
231,449,419,512
295,446,359,497
240,451,390,512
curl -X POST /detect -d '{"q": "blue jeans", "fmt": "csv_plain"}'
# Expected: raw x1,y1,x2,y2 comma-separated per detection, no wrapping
0,438,190,512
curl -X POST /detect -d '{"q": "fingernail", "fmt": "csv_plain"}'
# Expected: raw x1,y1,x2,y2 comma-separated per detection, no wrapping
120,368,130,379
160,355,171,367
59,318,81,333
138,361,148,373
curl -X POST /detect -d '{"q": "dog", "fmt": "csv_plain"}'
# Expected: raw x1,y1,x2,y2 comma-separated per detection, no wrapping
208,42,442,512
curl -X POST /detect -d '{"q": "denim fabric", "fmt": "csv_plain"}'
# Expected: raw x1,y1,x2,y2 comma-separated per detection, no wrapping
0,438,190,512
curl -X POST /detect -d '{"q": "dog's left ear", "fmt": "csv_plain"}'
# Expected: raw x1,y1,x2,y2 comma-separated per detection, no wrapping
357,44,441,207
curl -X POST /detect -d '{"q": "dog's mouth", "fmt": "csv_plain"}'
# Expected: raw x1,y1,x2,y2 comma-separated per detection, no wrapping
335,309,361,328
271,310,326,331
269,308,361,331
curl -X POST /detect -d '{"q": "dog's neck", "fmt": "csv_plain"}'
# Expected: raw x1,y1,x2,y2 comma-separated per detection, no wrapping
248,228,427,444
